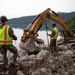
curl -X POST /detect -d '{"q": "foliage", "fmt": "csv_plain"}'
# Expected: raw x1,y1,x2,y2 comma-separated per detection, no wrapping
67,14,75,29
58,14,75,37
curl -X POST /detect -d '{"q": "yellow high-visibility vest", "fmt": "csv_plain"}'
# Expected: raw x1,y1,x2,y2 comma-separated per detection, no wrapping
50,27,58,40
0,25,12,45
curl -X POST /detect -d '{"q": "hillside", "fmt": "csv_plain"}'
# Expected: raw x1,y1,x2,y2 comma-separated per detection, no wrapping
8,12,75,30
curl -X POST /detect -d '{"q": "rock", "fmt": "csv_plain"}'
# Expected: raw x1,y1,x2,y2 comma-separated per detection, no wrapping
49,59,53,63
28,54,36,60
0,54,3,62
17,54,29,62
17,70,25,75
36,50,49,58
58,45,68,51
17,54,36,63
19,38,40,52
7,51,13,61
40,68,46,73
64,50,73,56
34,57,43,62
1,43,75,75
64,72,69,75
18,49,27,57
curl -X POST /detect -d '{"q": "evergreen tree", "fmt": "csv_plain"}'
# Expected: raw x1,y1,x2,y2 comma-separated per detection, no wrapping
67,14,75,29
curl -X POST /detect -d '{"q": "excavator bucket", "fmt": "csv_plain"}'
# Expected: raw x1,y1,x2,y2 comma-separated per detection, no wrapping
19,38,41,53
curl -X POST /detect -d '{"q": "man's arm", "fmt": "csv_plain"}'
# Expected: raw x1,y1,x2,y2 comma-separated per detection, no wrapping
47,30,55,37
8,27,17,40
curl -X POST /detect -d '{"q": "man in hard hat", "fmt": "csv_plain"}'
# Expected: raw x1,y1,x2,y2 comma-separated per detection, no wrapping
0,16,19,68
47,23,58,54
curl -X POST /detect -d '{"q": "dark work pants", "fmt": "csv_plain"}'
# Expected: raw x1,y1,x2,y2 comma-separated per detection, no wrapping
1,45,18,65
49,39,57,54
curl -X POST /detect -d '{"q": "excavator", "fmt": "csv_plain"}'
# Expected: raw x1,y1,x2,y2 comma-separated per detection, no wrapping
19,8,75,53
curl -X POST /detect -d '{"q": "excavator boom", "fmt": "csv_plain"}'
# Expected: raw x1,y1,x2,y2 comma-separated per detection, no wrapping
20,8,75,52
26,8,70,38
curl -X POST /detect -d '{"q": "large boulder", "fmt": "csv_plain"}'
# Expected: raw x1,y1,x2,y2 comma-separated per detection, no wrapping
19,38,40,52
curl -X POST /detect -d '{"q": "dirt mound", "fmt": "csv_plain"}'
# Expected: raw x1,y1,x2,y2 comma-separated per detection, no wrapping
0,50,75,75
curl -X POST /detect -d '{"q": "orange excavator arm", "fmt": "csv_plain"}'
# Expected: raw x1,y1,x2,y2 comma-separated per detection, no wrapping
48,9,70,37
21,8,70,43
27,8,70,36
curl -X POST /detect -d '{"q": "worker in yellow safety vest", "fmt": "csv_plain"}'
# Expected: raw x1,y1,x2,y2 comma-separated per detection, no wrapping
47,23,58,54
0,16,19,68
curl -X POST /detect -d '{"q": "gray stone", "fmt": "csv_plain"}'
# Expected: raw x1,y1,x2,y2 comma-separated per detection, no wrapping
64,50,73,56
17,70,25,75
36,50,49,58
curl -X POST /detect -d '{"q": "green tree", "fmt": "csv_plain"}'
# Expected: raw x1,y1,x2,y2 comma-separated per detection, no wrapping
67,14,75,29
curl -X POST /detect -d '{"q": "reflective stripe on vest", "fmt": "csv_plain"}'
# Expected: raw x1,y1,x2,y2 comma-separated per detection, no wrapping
0,25,12,45
50,27,58,40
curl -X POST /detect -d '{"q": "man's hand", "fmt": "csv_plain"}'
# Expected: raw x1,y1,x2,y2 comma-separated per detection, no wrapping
47,33,51,36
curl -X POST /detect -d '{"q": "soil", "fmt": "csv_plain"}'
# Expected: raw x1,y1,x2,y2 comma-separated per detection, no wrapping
0,50,75,75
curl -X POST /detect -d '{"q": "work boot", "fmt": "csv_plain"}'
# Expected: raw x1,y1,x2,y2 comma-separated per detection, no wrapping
12,61,19,66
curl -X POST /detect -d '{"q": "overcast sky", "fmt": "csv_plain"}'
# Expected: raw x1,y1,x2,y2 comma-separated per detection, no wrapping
0,0,75,19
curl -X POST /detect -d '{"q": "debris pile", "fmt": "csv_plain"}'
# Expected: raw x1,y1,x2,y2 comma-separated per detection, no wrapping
0,46,75,75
